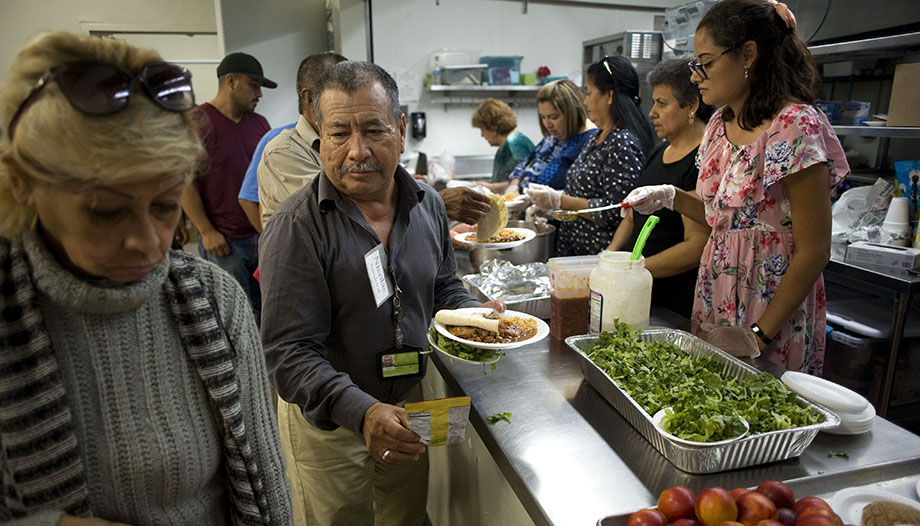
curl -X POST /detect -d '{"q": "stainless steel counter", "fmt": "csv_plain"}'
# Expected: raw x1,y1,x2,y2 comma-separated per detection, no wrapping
430,312,920,526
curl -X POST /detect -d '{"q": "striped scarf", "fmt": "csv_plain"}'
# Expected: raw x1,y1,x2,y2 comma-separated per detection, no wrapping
0,239,273,525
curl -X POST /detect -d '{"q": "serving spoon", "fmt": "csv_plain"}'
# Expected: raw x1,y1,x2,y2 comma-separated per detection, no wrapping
551,202,630,221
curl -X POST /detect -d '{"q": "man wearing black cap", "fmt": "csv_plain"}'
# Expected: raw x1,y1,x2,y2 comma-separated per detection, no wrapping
182,52,276,320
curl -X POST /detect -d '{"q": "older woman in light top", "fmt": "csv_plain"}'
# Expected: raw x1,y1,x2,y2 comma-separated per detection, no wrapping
0,31,291,525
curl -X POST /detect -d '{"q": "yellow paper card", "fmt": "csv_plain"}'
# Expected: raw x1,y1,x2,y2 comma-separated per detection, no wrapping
405,396,471,447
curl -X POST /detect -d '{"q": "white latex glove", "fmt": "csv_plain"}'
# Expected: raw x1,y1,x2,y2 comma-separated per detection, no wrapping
524,204,552,223
525,182,563,210
622,184,676,215
699,323,762,359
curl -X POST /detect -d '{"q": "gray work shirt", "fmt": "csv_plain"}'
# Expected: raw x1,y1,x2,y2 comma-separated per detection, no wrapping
259,165,479,435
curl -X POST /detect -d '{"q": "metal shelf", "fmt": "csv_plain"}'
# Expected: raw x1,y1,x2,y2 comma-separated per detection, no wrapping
427,85,541,105
832,125,920,138
810,31,920,63
428,85,540,92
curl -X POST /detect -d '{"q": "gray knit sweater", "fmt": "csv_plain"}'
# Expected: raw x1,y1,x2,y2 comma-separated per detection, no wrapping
8,234,292,526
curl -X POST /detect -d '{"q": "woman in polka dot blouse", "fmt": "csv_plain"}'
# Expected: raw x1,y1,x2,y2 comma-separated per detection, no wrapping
526,55,654,256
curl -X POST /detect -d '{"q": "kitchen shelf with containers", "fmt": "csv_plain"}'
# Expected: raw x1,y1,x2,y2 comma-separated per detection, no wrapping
426,84,541,105
811,31,920,137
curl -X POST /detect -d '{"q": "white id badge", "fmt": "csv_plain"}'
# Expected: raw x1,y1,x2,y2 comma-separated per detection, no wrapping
364,243,394,308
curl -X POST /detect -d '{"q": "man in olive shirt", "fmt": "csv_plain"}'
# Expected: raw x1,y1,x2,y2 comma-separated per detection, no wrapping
259,61,500,526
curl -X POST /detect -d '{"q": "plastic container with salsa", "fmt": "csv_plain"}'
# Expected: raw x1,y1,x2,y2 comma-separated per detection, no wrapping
547,255,599,339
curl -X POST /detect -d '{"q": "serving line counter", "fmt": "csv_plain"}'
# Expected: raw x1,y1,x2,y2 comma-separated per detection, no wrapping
424,309,920,526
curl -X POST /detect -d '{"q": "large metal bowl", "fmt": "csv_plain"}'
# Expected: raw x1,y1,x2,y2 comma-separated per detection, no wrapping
468,220,556,270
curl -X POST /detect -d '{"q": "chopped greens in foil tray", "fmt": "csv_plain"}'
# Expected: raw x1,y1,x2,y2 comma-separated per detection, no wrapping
585,321,824,443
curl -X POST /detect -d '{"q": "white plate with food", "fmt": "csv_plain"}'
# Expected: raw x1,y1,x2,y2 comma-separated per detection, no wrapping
433,307,549,349
453,227,536,250
446,179,480,189
502,192,528,209
427,329,502,365
831,487,920,526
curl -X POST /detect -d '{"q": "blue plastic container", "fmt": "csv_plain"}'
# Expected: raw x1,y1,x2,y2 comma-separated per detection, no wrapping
479,55,523,85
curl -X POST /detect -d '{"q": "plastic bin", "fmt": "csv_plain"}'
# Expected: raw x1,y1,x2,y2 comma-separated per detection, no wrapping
479,55,523,85
823,328,886,403
442,64,486,85
547,255,599,339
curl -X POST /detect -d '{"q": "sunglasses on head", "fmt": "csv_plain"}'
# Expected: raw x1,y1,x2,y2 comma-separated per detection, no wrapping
602,55,615,78
6,60,196,140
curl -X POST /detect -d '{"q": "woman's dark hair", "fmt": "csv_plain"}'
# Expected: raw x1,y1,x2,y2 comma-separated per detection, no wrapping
697,0,821,130
586,55,655,155
646,57,714,123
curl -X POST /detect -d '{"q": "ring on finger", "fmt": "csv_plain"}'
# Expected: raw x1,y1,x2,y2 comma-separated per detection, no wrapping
382,448,392,461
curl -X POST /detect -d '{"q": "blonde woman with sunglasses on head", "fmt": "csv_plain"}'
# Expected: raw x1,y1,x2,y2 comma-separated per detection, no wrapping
622,0,849,375
0,32,292,526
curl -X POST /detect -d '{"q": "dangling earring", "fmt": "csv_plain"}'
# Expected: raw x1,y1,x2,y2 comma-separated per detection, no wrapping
744,66,749,80
689,112,695,125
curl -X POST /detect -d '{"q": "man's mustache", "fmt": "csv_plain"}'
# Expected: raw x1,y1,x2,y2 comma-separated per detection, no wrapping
338,160,383,176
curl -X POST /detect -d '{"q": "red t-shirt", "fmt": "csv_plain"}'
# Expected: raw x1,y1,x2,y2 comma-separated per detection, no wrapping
193,103,270,239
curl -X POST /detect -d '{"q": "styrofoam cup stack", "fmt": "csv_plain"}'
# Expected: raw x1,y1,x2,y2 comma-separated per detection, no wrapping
781,371,875,435
881,197,912,247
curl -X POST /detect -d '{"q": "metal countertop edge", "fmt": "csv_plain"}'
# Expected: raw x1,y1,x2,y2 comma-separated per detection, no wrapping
430,350,555,526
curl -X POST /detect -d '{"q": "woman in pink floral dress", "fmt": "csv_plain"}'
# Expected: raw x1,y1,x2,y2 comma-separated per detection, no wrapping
622,0,849,375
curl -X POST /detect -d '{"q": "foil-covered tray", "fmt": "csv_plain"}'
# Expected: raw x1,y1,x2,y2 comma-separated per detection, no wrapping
462,273,550,319
565,330,840,474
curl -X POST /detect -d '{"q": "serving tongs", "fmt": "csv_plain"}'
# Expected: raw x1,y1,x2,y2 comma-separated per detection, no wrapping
551,202,630,221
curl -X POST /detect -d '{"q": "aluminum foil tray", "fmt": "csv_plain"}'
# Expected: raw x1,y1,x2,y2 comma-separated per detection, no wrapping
565,330,840,474
462,274,550,319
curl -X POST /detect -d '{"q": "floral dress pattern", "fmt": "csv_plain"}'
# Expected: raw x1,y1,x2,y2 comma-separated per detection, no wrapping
693,104,849,375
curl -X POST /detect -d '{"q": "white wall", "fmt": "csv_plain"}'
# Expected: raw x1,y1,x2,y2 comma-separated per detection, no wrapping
337,0,661,158
0,0,329,130
216,0,329,127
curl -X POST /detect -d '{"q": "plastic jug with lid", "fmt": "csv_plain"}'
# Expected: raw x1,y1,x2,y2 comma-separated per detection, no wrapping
589,251,653,332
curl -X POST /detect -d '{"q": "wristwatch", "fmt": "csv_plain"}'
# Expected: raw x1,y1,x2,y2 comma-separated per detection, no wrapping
750,323,772,346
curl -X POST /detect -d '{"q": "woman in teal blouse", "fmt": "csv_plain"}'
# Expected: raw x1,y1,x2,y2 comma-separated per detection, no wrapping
472,98,534,192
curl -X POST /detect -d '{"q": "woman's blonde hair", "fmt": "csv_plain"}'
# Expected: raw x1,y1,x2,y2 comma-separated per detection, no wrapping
471,98,517,135
0,31,204,238
536,79,587,142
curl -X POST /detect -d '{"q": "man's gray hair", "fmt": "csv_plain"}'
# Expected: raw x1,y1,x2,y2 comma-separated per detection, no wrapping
296,51,347,113
313,61,401,126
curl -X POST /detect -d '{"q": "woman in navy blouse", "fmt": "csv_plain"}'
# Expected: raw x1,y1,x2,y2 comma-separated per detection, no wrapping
526,56,654,256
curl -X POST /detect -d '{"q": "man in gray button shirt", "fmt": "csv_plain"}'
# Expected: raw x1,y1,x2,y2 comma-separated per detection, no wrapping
259,61,501,526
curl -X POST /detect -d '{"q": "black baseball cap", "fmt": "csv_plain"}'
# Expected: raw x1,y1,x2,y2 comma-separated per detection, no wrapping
216,52,277,89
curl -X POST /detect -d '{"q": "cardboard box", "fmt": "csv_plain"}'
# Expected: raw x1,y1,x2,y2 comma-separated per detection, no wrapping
845,242,920,269
887,62,920,127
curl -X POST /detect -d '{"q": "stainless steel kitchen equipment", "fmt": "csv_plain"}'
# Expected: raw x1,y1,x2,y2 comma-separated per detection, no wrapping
566,330,840,473
582,31,662,115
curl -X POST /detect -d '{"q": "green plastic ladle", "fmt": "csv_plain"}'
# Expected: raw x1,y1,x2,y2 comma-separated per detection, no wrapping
629,215,660,261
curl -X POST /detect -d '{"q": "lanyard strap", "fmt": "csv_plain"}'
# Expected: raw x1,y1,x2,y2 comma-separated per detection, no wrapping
387,264,404,349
